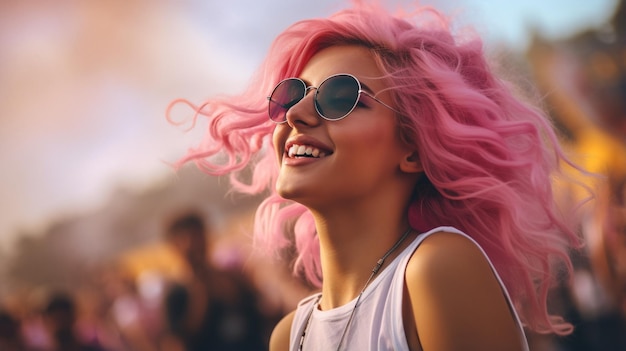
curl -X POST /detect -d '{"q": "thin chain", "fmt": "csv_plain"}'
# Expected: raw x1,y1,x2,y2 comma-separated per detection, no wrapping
297,295,321,351
298,227,413,351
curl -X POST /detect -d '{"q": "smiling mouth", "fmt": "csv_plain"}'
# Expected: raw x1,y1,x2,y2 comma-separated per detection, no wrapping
287,143,329,158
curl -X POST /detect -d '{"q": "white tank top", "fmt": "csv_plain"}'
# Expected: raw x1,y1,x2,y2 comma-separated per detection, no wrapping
289,226,530,351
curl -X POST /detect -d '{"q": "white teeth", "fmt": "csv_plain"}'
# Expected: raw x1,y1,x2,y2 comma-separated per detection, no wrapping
287,143,326,158
288,145,298,157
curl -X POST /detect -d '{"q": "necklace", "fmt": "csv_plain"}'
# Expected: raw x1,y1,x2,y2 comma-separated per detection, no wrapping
297,227,413,351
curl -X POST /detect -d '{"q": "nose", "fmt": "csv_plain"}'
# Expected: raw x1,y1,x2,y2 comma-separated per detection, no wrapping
284,88,322,128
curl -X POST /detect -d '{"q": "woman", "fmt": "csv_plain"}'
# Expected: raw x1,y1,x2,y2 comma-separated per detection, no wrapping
169,2,584,350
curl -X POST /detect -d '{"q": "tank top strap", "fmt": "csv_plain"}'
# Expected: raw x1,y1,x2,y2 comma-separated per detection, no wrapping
390,226,530,351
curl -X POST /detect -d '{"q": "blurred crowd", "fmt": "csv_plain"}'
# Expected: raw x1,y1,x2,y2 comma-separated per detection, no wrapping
0,210,312,351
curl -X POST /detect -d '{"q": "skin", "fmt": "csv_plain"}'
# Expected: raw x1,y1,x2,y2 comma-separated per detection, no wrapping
269,45,524,351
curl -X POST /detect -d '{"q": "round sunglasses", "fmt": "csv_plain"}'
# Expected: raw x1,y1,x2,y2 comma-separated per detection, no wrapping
267,73,398,123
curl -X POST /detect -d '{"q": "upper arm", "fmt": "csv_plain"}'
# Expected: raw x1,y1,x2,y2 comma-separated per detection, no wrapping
269,310,295,351
405,231,525,351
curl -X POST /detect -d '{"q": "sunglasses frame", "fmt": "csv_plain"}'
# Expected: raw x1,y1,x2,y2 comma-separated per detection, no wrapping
267,73,399,123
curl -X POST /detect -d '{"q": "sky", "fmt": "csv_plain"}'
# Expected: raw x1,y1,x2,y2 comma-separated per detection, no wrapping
0,0,619,255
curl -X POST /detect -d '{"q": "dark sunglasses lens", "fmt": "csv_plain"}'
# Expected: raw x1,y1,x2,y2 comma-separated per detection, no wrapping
316,75,360,120
269,79,305,122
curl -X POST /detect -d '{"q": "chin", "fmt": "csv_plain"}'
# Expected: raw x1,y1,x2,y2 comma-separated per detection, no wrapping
276,185,301,201
275,185,317,207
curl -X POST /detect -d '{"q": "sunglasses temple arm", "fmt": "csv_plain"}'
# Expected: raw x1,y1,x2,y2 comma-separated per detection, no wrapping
267,97,291,109
362,91,401,115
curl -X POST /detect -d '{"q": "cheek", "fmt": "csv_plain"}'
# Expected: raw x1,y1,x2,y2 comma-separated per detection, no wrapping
347,121,397,150
338,121,405,170
365,126,391,144
272,126,286,160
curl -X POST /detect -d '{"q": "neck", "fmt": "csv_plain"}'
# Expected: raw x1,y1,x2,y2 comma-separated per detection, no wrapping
313,213,414,309
301,173,418,309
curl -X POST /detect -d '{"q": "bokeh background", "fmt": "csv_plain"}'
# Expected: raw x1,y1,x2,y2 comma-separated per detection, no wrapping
1,0,625,350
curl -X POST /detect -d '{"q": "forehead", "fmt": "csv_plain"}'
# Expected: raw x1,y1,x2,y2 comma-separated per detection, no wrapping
300,45,385,89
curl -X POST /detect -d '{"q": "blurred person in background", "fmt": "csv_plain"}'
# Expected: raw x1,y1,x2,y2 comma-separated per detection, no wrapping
0,308,31,351
72,283,127,351
162,211,267,351
41,292,107,351
99,263,164,351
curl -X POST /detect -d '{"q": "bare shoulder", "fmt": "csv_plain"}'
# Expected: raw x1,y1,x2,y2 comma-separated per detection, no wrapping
407,230,489,276
405,230,525,351
269,310,296,351
405,231,497,309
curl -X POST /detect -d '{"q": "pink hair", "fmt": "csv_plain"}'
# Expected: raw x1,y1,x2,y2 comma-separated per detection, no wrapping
168,2,584,335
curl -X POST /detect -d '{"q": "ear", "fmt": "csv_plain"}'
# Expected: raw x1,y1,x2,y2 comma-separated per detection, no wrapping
400,151,423,174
